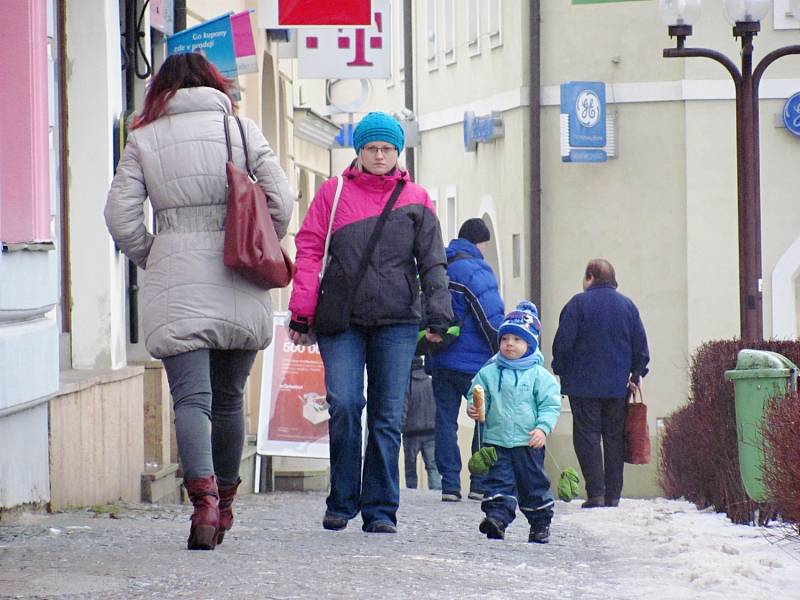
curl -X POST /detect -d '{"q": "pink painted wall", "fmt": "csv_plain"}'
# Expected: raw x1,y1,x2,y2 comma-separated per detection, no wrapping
0,0,51,244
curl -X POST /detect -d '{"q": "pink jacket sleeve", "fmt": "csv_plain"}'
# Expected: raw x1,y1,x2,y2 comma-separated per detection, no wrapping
288,178,337,322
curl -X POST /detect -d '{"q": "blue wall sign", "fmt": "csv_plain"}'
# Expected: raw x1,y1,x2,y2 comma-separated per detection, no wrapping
783,92,800,138
335,123,355,148
167,13,238,81
463,111,504,152
560,81,607,163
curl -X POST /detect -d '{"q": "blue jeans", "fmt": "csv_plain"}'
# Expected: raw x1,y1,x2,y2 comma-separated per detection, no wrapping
431,368,485,493
481,445,554,528
402,434,441,490
317,323,418,528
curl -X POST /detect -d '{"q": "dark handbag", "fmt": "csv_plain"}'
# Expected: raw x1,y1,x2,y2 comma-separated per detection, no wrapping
624,385,651,464
222,115,294,289
314,178,407,336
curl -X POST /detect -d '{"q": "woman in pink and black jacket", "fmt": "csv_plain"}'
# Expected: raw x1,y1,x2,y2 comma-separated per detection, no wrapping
288,112,453,534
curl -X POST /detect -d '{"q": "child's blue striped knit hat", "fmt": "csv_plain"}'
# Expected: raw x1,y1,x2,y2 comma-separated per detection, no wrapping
353,111,405,154
498,301,541,355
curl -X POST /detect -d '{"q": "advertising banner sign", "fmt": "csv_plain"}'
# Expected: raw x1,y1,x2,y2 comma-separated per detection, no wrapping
258,0,373,28
463,111,504,152
297,0,390,79
257,313,331,458
560,81,608,163
783,91,800,137
231,11,258,75
167,13,238,81
150,0,174,35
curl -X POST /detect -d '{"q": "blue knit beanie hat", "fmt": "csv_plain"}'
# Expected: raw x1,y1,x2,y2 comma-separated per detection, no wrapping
353,112,405,154
498,301,541,356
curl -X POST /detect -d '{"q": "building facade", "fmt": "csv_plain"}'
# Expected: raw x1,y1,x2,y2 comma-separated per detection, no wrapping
0,0,333,513
369,0,800,495
4,0,799,510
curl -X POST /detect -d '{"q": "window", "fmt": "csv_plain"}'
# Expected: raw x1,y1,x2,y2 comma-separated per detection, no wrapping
445,187,457,241
467,0,480,56
444,0,456,65
429,188,440,240
487,0,502,48
387,0,400,87
398,0,405,82
426,0,438,71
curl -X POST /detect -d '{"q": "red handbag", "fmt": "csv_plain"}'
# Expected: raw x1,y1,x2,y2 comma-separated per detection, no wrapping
222,115,294,289
624,385,651,465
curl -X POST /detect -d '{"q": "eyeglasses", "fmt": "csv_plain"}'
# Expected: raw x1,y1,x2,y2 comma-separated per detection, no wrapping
362,145,397,156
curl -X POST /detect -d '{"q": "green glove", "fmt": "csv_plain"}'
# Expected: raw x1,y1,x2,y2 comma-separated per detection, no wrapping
468,447,498,475
557,468,581,502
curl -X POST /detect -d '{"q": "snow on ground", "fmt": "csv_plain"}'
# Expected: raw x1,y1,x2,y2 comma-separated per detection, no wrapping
558,497,800,599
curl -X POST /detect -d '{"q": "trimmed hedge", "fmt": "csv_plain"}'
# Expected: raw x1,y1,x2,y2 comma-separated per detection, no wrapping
763,392,800,529
658,339,800,525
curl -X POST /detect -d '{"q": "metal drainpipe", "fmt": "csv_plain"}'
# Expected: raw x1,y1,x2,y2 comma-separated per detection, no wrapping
403,0,415,181
125,0,139,343
529,1,541,307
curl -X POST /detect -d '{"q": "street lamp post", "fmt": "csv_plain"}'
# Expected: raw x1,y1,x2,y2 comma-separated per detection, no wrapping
659,0,800,340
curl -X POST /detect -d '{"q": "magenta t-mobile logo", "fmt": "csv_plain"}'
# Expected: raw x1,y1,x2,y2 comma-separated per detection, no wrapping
305,11,383,67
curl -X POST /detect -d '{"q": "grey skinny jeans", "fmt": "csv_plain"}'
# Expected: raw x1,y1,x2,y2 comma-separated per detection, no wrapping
162,348,257,485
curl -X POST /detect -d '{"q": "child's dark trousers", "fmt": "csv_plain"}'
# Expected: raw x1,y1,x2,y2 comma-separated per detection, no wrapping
480,445,554,528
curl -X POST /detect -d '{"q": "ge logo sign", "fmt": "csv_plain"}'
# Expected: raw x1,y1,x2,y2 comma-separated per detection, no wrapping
576,90,601,128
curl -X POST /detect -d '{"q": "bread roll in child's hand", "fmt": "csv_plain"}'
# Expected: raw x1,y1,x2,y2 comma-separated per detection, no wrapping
472,384,485,423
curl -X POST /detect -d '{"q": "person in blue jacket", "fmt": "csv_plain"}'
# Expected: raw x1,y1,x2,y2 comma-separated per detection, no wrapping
466,301,561,543
551,259,650,509
428,218,505,502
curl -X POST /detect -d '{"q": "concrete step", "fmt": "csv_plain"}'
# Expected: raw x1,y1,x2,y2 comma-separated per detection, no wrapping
273,469,329,492
141,463,182,504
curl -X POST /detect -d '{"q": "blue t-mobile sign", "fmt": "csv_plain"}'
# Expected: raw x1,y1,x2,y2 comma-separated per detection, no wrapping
560,81,607,163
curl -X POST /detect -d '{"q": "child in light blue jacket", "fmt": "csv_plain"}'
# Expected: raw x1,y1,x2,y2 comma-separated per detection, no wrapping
467,301,561,543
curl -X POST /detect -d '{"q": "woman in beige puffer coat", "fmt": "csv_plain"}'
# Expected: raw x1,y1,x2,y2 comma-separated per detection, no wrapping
105,53,293,551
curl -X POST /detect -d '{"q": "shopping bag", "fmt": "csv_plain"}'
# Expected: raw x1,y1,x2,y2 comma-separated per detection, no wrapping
624,385,651,465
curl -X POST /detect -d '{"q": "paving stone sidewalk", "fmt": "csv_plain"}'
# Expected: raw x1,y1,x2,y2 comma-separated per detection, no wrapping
0,489,619,600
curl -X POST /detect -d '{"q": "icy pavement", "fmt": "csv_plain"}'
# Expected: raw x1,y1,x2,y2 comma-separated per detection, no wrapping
0,490,798,599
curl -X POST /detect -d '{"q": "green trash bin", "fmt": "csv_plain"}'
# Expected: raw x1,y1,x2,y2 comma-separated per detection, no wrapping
724,349,798,502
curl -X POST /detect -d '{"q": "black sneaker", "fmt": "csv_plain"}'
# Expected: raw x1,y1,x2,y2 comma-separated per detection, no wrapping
363,521,397,534
441,490,462,502
604,496,620,507
467,490,484,501
478,517,505,540
529,523,550,544
322,514,348,531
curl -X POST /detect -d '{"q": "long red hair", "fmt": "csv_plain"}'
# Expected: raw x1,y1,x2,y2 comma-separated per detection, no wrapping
131,52,237,129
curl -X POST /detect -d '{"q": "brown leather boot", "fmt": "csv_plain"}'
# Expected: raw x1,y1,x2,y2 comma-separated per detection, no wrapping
184,475,219,550
216,477,241,545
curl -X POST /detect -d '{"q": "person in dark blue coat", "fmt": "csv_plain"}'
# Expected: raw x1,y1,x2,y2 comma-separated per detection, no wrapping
552,259,650,509
428,218,505,502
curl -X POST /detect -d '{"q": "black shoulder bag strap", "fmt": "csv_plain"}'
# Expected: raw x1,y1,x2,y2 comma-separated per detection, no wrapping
348,179,407,293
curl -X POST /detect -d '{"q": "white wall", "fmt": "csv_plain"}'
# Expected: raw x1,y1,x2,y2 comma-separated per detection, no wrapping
66,0,126,370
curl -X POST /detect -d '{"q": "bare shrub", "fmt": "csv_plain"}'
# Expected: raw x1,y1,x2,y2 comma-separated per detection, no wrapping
658,339,800,525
